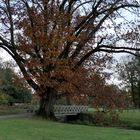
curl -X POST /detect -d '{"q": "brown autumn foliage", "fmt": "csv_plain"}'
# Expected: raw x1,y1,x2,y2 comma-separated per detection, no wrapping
73,71,127,110
0,0,140,118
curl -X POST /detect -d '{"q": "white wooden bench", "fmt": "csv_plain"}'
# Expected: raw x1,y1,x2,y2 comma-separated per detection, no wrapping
53,105,88,117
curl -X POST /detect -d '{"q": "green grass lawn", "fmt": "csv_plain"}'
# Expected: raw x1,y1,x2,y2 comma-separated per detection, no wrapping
120,109,140,124
0,118,140,140
88,108,140,125
0,105,27,115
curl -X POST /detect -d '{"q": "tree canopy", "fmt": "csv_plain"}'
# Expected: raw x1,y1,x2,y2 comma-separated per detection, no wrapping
0,0,140,118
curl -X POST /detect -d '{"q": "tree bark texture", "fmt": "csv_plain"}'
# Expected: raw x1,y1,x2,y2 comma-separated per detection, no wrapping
37,88,57,119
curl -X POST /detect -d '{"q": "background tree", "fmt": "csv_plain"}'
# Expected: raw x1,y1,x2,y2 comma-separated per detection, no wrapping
0,90,9,105
0,63,32,104
0,0,140,118
117,55,140,108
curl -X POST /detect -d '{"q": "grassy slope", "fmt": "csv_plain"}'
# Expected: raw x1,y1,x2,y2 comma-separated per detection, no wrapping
0,119,140,140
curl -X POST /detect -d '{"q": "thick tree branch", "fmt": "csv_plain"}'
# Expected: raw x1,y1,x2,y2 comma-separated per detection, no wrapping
0,44,15,58
98,49,140,57
59,0,67,11
0,43,39,91
71,4,116,60
74,47,100,69
4,0,15,46
15,59,39,91
74,42,140,69
23,0,43,62
58,42,72,59
98,3,140,15
99,45,140,51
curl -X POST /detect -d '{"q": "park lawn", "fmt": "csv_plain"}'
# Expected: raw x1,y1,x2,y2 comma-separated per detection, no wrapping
120,110,140,124
0,118,140,140
88,108,140,125
0,105,27,115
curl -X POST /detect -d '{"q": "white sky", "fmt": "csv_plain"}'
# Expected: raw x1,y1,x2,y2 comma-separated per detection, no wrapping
0,49,13,61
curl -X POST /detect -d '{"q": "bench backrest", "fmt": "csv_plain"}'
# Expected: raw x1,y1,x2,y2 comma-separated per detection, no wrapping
54,105,88,116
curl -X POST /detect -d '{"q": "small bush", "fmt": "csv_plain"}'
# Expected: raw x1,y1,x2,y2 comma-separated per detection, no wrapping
93,110,120,126
64,113,94,125
0,91,9,105
131,123,140,130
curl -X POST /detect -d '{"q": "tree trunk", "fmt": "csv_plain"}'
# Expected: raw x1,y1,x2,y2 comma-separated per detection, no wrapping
37,88,57,119
66,93,71,105
138,82,140,109
130,77,136,107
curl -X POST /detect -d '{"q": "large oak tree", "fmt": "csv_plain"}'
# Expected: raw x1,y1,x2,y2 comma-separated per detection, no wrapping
0,0,140,118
